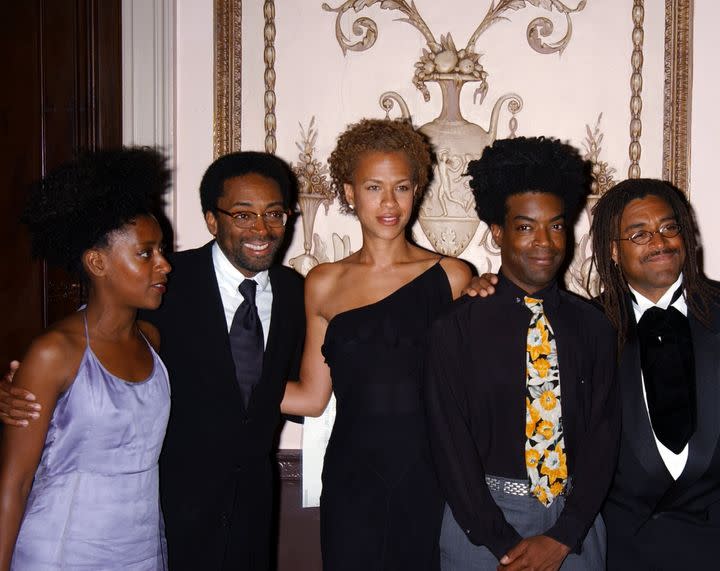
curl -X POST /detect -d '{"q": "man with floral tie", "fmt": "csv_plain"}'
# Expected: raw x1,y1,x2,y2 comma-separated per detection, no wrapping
424,137,619,570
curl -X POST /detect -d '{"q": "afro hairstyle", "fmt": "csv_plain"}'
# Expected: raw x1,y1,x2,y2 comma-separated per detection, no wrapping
466,136,591,227
22,146,171,273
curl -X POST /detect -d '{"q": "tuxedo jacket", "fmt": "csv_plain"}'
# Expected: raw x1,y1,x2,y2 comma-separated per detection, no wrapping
142,242,305,571
603,295,720,569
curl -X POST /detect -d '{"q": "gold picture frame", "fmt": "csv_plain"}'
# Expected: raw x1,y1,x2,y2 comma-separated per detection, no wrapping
213,0,694,188
663,0,693,193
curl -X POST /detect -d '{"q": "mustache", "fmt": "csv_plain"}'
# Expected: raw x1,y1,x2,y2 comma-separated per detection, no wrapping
641,247,679,263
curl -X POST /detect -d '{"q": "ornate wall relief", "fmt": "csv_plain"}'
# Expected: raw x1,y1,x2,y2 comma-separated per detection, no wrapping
289,118,353,276
628,0,644,179
211,1,693,301
263,1,277,153
321,0,590,256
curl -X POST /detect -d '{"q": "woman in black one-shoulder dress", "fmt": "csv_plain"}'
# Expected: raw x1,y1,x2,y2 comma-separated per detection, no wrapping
282,118,472,570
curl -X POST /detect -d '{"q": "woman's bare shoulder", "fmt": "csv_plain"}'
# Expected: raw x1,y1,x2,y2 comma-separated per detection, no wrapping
17,314,86,391
305,258,355,289
439,256,473,299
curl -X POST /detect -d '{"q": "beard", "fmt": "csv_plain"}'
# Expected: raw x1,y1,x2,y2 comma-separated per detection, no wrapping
227,238,282,274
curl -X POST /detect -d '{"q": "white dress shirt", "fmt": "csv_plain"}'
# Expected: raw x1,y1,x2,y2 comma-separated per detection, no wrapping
629,274,688,479
212,242,272,347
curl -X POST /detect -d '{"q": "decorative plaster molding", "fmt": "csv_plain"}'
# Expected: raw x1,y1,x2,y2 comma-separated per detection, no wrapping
583,113,617,196
663,0,693,194
121,0,176,222
214,0,242,157
628,0,644,179
264,1,277,154
323,0,585,103
289,118,339,275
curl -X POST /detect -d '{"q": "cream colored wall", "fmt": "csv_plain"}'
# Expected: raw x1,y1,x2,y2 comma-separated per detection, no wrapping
168,1,717,448
689,2,720,278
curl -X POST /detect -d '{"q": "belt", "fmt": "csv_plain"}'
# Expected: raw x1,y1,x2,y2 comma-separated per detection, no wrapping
485,475,573,497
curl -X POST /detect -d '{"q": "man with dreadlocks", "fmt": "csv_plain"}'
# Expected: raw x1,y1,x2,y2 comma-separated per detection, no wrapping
424,136,619,571
589,178,720,569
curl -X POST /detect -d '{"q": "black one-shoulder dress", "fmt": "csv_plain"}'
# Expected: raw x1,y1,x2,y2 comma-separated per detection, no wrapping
320,262,452,570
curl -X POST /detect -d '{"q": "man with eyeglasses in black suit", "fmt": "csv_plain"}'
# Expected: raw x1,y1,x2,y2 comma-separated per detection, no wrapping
0,151,306,571
589,178,720,570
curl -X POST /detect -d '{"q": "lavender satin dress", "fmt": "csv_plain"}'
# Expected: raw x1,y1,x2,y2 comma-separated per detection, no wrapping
11,315,170,570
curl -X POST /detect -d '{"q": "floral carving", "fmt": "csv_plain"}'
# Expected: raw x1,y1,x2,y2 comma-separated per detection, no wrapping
582,113,616,196
292,118,334,206
289,118,345,277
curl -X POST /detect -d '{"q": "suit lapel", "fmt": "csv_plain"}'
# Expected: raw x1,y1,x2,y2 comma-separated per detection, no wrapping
659,312,720,507
193,242,247,410
620,325,673,486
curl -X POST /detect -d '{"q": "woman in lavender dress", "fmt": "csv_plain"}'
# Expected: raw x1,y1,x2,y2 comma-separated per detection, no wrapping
0,148,172,570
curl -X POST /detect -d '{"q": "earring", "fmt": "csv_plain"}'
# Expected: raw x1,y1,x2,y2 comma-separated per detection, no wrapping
348,203,354,211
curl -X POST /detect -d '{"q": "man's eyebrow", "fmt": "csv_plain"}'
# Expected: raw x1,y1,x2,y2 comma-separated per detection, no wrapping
512,214,564,222
622,215,677,233
230,200,284,208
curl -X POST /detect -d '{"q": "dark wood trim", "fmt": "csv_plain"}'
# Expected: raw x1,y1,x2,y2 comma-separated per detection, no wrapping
275,449,322,570
0,0,122,365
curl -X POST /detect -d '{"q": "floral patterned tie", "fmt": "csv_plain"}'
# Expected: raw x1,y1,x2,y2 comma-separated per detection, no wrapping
524,296,566,506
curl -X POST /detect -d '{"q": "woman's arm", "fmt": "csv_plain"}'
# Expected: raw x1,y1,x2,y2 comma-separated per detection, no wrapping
281,266,334,417
0,333,73,570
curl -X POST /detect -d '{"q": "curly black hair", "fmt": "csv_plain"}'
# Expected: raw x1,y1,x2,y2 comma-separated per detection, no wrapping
328,118,433,214
590,178,720,348
199,151,295,214
22,147,171,272
466,136,591,227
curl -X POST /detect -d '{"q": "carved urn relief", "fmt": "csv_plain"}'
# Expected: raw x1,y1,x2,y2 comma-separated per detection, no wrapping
381,81,522,255
324,0,586,255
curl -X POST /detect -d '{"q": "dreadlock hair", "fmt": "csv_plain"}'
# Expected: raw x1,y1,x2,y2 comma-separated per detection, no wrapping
466,136,591,228
589,178,719,349
328,117,433,215
22,147,171,275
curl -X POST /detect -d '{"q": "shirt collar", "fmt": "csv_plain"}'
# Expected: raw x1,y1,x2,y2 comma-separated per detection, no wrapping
495,268,561,310
628,273,686,318
211,241,270,293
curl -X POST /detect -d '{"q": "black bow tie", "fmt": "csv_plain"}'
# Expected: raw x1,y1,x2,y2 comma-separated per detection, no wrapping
635,287,696,454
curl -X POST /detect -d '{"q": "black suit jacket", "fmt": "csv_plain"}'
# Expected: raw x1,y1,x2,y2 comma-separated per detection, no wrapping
603,295,720,569
142,242,305,571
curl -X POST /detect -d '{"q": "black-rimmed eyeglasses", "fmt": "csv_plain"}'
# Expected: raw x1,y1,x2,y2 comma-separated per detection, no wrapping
614,223,682,245
215,208,290,229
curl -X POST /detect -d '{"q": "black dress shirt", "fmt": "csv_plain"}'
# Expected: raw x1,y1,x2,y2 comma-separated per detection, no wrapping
423,272,620,559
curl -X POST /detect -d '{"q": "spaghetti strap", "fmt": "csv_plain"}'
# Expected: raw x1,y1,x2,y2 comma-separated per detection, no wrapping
82,310,90,347
136,325,151,347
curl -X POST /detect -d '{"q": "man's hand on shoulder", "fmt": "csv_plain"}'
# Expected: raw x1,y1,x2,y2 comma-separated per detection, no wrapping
0,361,41,427
498,535,570,571
464,273,498,298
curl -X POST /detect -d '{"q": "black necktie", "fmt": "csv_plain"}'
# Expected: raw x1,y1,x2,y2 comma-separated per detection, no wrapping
229,280,264,408
636,287,696,454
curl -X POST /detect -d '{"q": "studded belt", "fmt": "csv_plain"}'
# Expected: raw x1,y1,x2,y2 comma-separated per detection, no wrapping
485,475,573,497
